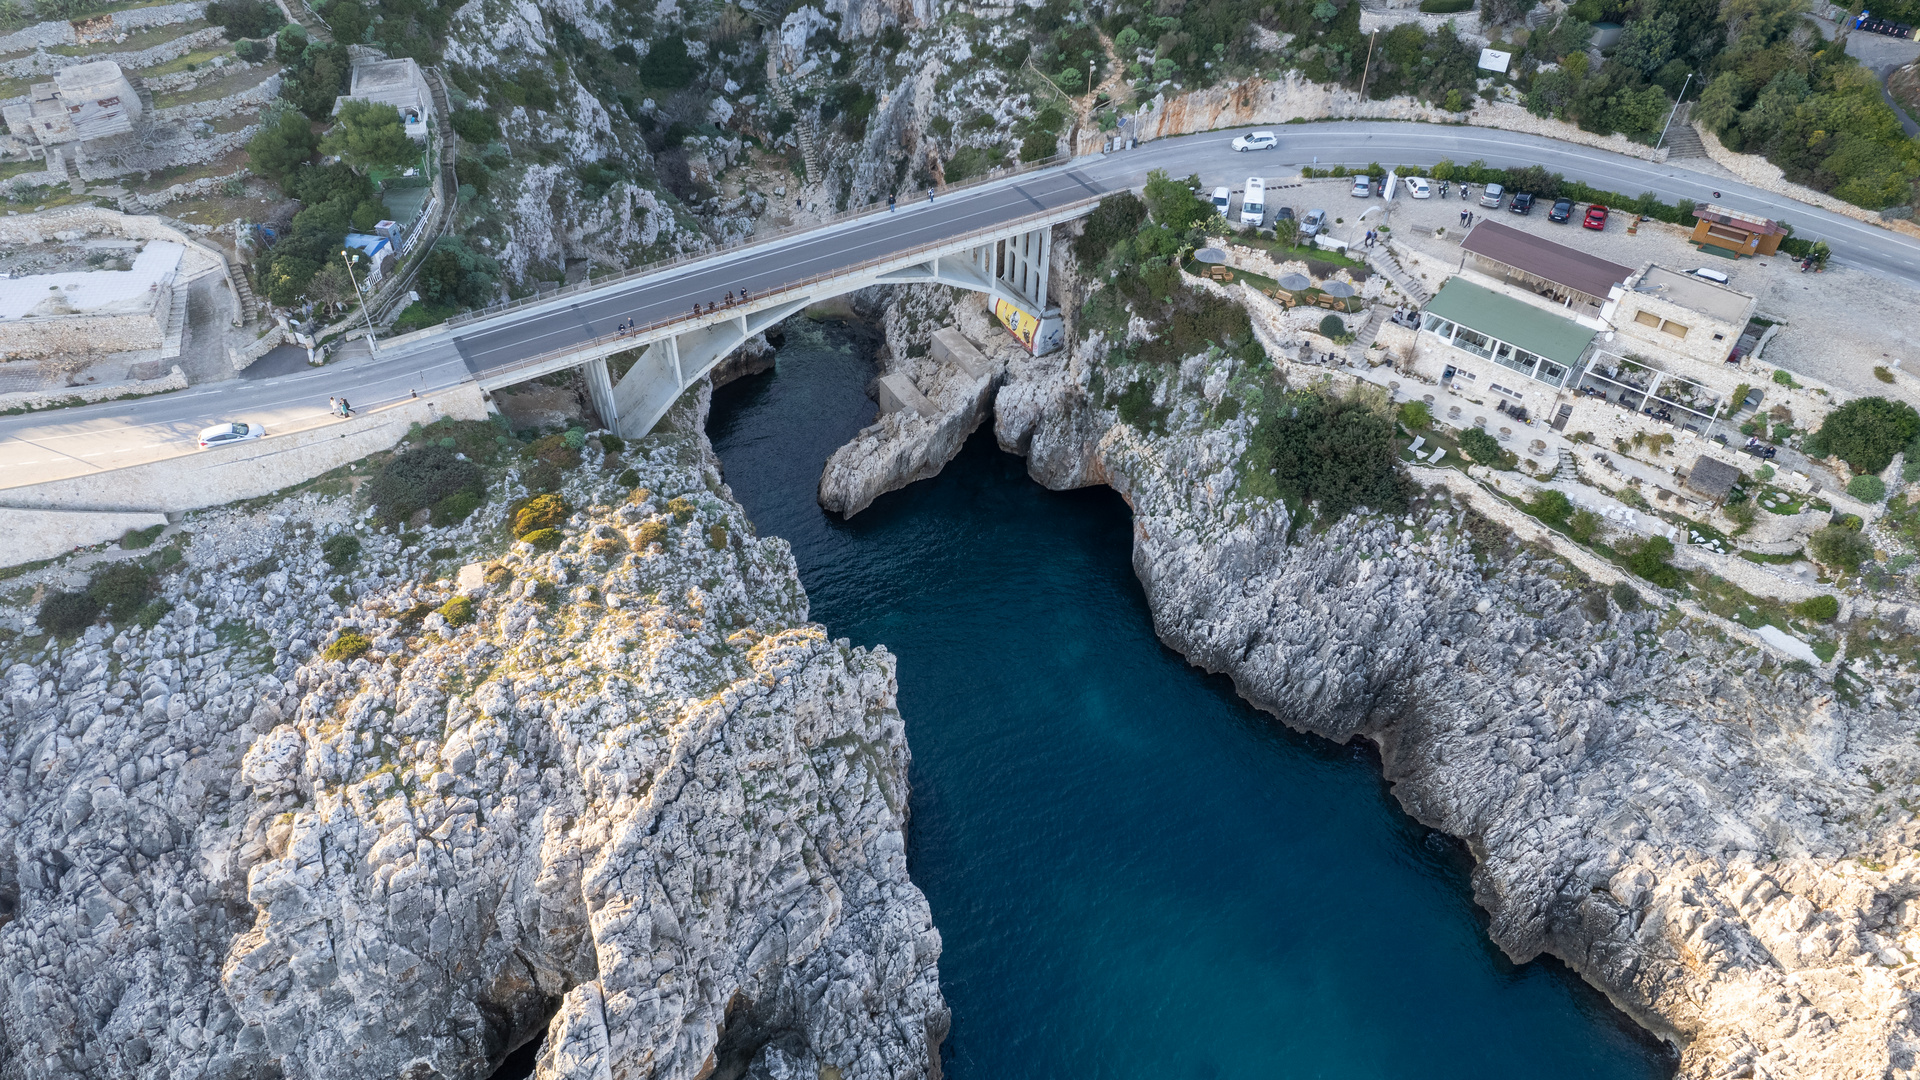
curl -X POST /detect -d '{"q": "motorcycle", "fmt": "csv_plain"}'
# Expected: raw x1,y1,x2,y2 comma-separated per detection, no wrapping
1438,179,1450,197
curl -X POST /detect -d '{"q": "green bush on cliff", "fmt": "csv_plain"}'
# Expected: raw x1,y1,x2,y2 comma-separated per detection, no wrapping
1622,535,1683,589
1457,427,1507,468
324,630,371,662
370,444,484,524
1073,192,1149,266
37,591,100,637
1810,397,1920,475
1527,489,1572,526
1246,389,1408,521
1795,595,1840,622
511,494,568,538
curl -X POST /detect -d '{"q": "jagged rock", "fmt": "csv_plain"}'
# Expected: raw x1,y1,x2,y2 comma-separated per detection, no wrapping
986,285,1920,1080
0,388,946,1080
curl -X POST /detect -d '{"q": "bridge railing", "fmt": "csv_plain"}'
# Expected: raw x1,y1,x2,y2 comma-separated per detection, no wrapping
474,193,1104,388
446,151,1081,330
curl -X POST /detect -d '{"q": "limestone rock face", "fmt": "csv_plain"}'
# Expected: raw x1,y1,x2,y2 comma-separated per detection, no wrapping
0,389,946,1080
996,306,1920,1080
817,286,1009,517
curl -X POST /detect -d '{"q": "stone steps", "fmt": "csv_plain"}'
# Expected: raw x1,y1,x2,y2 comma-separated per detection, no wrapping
159,284,189,360
1662,104,1707,160
1554,447,1579,480
1369,244,1432,306
1344,306,1382,365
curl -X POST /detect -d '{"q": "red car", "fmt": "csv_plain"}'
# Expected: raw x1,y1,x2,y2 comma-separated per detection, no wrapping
1583,204,1609,230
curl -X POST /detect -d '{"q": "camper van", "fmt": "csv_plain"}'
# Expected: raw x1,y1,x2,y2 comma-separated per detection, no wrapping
1241,177,1266,227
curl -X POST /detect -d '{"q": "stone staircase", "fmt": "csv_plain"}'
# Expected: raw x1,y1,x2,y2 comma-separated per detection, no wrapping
231,263,261,324
1344,306,1383,365
764,55,821,183
1368,243,1432,306
279,0,333,42
1661,103,1707,160
125,74,155,114
159,284,189,360
1554,447,1579,480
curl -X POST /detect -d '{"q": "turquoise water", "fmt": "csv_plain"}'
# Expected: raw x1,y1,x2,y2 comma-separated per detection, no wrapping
706,319,1677,1080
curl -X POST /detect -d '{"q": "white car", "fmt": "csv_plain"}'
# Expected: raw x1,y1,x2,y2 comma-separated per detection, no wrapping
1231,131,1277,152
1211,186,1231,216
198,421,265,449
1407,176,1431,199
1350,176,1373,198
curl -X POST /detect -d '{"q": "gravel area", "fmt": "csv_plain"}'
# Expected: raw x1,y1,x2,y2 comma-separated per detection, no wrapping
1358,179,1920,402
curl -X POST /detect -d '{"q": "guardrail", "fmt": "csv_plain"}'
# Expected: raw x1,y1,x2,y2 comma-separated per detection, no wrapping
472,194,1104,386
445,151,1082,330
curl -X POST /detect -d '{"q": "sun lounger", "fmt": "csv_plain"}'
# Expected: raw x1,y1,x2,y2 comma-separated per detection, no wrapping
1428,447,1446,463
1408,436,1426,453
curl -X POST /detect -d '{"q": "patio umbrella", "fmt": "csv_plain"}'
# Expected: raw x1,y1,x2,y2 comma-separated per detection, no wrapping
1277,273,1312,291
1195,247,1227,264
1323,281,1357,298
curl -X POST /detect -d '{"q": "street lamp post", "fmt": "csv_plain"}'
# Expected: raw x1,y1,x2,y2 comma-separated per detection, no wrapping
1655,73,1695,150
1087,59,1095,97
341,249,378,354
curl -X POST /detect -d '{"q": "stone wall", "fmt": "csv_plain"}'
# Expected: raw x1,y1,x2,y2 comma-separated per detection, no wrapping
0,25,227,80
0,294,169,358
0,363,187,413
0,2,206,54
0,507,170,567
0,384,489,513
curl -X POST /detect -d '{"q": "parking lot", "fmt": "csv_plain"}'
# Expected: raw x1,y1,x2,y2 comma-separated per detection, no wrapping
1283,176,1920,402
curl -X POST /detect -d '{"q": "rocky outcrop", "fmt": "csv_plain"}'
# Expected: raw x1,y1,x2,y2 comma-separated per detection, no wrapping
983,294,1920,1080
817,287,1013,517
0,389,946,1080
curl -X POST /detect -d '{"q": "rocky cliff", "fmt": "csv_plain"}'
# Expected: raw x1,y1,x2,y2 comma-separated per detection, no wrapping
0,388,946,1080
980,293,1920,1080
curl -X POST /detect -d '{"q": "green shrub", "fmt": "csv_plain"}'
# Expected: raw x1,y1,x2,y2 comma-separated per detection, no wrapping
322,534,362,570
88,563,154,621
330,583,351,604
369,445,484,523
1795,595,1840,621
635,520,669,549
511,493,568,538
132,599,174,630
563,427,587,450
1809,524,1873,571
1568,509,1602,543
323,630,371,662
1772,369,1796,386
206,0,284,38
38,591,100,636
1246,390,1408,520
1876,366,1896,384
1419,0,1472,11
1847,474,1888,503
430,490,483,526
121,524,165,549
1528,489,1572,525
1458,427,1504,465
708,523,729,550
599,433,625,454
1813,397,1920,475
526,434,581,468
521,527,563,551
668,496,696,523
437,596,475,627
1317,314,1346,339
1610,581,1639,611
1073,191,1149,266
616,468,641,489
1624,535,1683,589
1397,401,1431,430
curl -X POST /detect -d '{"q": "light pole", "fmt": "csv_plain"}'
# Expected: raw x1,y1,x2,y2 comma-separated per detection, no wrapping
341,248,377,354
1656,73,1695,150
1087,59,1095,97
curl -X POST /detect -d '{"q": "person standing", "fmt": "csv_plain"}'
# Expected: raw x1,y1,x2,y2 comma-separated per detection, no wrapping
329,396,340,416
338,397,352,417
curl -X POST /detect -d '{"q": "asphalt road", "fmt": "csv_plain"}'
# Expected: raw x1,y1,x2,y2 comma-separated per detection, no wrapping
5,120,1919,492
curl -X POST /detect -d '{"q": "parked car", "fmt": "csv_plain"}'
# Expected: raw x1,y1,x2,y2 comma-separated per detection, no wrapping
1509,192,1535,215
1211,186,1231,217
1689,266,1731,284
1479,182,1505,208
1583,204,1609,230
1350,175,1372,198
1407,176,1431,199
1231,131,1277,152
198,422,265,449
1300,208,1327,237
1274,206,1296,223
1548,197,1574,223
1241,177,1267,227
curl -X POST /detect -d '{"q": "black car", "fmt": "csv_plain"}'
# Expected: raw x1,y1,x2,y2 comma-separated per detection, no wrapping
1509,192,1534,215
1274,206,1296,222
1547,197,1574,222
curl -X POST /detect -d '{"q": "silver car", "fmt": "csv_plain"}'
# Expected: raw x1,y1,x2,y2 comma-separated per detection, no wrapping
1300,208,1328,237
197,421,265,449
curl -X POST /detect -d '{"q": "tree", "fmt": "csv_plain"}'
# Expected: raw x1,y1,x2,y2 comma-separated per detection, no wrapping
1459,426,1504,464
1529,488,1572,524
638,36,696,88
1253,391,1408,519
1809,523,1873,571
205,0,284,38
417,238,499,308
1811,396,1920,474
306,261,356,311
1073,191,1148,266
1142,169,1212,230
323,100,415,173
246,108,318,188
1624,534,1683,588
281,39,350,118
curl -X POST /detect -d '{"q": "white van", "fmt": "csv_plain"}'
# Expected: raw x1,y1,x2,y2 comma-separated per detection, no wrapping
1241,177,1266,227
1688,267,1731,284
1211,186,1231,217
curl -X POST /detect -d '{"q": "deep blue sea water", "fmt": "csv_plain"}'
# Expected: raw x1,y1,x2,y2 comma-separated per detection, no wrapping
705,318,1678,1080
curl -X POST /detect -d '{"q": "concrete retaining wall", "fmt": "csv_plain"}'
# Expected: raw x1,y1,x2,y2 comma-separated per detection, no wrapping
2,508,169,567
0,383,489,514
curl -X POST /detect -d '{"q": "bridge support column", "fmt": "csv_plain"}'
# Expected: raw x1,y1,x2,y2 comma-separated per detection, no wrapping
583,355,618,431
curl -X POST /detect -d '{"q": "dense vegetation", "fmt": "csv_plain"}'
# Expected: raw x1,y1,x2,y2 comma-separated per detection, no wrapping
1805,396,1920,474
